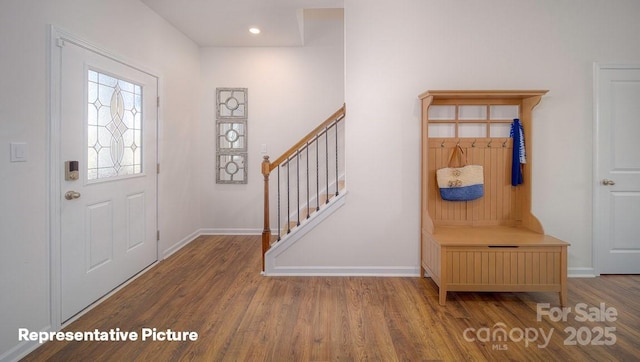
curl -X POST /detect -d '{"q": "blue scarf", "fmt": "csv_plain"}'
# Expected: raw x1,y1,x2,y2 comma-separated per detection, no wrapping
510,119,525,186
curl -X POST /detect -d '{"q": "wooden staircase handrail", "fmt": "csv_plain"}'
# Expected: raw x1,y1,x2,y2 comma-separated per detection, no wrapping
267,104,346,173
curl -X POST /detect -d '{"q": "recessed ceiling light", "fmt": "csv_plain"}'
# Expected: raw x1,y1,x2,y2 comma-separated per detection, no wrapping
249,27,261,35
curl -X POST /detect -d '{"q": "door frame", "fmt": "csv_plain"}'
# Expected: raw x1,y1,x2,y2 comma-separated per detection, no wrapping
48,26,161,329
592,62,640,275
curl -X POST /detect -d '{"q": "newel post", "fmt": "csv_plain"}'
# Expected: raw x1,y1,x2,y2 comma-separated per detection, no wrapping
261,155,271,272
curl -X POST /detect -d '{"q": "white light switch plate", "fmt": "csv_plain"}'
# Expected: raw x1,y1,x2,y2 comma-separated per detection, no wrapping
10,142,27,162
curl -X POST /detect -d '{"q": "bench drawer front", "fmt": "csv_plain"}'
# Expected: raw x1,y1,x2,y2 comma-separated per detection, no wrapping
443,246,562,286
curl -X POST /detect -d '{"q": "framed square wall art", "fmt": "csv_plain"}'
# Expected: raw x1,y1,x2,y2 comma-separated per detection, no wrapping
216,88,248,184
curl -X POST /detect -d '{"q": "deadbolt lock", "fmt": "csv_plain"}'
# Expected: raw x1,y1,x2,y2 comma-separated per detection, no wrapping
65,161,79,181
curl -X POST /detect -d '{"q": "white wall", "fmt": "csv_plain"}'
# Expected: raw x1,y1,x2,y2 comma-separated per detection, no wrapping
198,9,345,232
3,0,640,358
0,0,200,359
276,0,640,274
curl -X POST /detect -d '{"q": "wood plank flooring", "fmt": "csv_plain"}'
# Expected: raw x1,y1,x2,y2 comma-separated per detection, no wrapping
24,235,640,361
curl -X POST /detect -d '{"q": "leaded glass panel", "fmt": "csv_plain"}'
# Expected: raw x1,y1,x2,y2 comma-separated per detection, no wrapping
87,70,142,180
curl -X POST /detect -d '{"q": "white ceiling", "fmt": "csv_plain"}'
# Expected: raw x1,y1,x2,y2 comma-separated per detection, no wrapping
140,0,344,47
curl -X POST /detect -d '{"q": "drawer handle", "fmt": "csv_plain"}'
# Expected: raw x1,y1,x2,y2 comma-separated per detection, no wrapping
488,245,519,248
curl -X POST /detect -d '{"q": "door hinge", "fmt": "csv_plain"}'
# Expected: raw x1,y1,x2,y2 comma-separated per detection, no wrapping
157,163,160,174
157,96,160,108
56,38,65,48
157,230,160,241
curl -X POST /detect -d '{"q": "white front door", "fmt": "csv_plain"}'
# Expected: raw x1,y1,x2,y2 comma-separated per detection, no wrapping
594,64,640,274
59,39,158,321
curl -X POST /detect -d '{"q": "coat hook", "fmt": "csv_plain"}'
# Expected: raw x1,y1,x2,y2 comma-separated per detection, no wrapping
487,139,492,148
472,139,477,148
440,139,445,148
502,138,508,148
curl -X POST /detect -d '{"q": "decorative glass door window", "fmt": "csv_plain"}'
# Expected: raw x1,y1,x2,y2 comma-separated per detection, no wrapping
216,88,248,184
87,70,142,180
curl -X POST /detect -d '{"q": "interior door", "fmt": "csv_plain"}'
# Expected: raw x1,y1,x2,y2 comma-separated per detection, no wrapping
60,40,158,321
594,64,640,274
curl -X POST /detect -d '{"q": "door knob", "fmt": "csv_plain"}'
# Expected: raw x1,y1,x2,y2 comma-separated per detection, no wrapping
602,179,616,186
65,191,81,200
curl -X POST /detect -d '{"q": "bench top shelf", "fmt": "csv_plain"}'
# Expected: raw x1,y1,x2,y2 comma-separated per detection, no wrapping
433,225,570,247
419,90,549,100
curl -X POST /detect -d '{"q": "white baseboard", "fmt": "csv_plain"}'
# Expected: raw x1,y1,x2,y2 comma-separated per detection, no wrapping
162,228,261,260
161,229,202,260
265,266,597,278
199,228,262,235
0,327,52,362
264,265,421,277
568,267,597,278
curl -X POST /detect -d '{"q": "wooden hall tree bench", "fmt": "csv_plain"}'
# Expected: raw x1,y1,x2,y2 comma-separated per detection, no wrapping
418,90,570,306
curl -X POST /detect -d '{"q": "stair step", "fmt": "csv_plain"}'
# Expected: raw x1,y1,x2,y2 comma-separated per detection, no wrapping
280,221,299,237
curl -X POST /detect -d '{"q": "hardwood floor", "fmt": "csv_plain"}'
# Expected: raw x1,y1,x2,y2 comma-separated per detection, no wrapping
24,235,640,361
